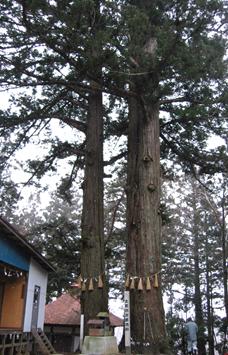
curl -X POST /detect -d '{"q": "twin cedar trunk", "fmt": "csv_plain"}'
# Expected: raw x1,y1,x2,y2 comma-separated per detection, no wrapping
126,96,167,354
80,88,169,351
80,87,108,333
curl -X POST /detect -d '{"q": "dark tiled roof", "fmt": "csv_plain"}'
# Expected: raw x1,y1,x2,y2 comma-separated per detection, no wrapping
45,293,80,325
45,293,123,327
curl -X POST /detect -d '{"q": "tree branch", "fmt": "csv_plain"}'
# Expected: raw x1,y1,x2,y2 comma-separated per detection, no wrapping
104,151,127,166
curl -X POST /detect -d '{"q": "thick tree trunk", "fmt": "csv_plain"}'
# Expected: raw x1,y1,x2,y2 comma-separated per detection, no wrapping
205,232,215,355
221,194,228,321
80,0,108,335
80,84,108,334
126,96,169,354
192,183,206,355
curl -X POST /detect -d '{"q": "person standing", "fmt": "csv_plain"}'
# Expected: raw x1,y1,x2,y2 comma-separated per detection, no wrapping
185,317,198,355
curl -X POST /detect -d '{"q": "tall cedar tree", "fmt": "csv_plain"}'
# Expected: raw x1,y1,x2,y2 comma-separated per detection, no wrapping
80,38,108,331
121,0,227,353
0,0,227,351
0,0,118,333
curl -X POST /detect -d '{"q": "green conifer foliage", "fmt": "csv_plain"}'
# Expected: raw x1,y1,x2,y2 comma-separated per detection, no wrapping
0,0,227,352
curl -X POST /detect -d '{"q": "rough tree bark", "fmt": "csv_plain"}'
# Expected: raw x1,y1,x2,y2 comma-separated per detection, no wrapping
205,229,215,355
80,0,108,335
192,182,206,355
80,82,108,334
221,190,228,321
126,95,170,354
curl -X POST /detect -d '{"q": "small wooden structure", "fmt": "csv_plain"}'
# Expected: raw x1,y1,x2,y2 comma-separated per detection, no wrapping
0,216,55,354
88,319,104,336
44,294,123,353
0,331,33,355
88,312,112,337
82,312,119,355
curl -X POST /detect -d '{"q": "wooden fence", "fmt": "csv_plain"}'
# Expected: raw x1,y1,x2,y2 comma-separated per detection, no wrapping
0,331,33,355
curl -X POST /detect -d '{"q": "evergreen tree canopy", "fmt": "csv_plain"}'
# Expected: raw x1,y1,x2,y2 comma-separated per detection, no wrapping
0,1,227,352
0,0,227,189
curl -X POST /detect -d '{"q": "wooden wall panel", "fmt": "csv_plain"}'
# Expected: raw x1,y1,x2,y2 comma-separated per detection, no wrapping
0,278,26,329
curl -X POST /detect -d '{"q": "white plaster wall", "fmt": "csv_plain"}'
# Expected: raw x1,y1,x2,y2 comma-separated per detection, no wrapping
73,336,80,352
23,258,48,332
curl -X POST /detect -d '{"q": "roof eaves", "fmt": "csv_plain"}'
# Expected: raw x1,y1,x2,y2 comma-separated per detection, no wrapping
0,216,55,272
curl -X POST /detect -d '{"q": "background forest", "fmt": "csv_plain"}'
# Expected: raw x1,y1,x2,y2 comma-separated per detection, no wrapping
2,155,228,355
0,0,227,354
